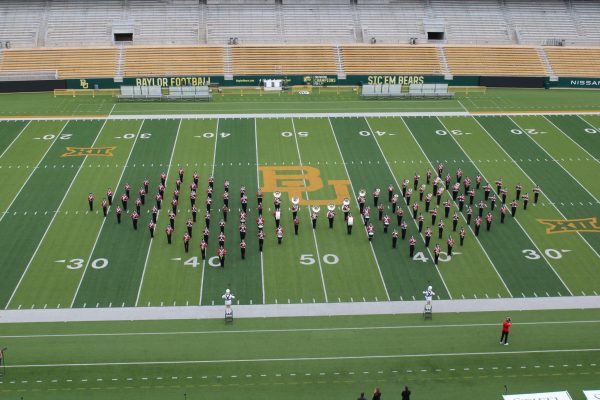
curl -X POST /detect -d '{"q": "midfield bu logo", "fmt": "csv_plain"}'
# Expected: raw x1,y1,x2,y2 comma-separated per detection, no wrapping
259,166,351,206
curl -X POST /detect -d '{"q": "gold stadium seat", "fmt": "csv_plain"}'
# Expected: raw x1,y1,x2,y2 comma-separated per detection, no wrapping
231,45,337,75
0,47,117,78
543,47,600,77
444,45,546,76
123,46,224,77
341,45,442,75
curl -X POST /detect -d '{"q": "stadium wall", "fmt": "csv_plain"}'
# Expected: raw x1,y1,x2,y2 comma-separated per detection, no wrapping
0,79,67,93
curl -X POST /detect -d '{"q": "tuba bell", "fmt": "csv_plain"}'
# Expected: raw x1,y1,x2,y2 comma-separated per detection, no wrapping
291,196,300,205
342,198,350,206
273,191,281,199
311,205,321,214
327,204,335,211
358,189,366,197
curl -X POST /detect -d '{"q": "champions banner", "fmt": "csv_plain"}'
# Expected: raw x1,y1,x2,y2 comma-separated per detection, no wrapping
503,391,572,400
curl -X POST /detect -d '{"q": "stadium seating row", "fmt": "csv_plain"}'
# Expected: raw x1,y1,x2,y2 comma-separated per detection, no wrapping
0,45,598,79
0,0,599,48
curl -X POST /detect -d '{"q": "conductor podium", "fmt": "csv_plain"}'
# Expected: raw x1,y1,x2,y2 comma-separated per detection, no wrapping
225,308,233,323
423,303,433,319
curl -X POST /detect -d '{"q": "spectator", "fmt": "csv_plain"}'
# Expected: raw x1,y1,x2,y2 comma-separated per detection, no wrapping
372,387,381,400
401,386,411,400
357,392,367,400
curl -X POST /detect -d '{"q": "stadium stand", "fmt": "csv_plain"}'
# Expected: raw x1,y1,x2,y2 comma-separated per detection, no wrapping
429,0,511,44
0,1,45,48
206,4,280,45
341,45,442,75
0,47,118,79
444,45,546,76
543,47,600,77
357,0,427,44
230,45,337,75
505,0,581,45
128,0,200,45
281,3,355,44
571,0,600,42
123,46,224,77
45,0,123,47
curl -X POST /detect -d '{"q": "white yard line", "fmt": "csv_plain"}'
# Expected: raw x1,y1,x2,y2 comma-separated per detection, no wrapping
466,118,576,294
5,120,108,309
135,119,182,306
290,118,328,302
327,117,391,301
366,118,453,299
5,348,600,369
254,118,266,305
70,121,144,308
549,115,599,164
501,116,600,260
199,118,219,305
0,120,31,160
108,103,116,117
0,121,68,225
3,319,599,339
433,118,514,297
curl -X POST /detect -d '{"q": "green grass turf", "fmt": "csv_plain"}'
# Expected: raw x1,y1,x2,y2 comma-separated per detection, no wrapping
439,116,600,296
0,309,599,400
0,88,600,117
72,119,180,307
8,120,142,309
2,115,600,308
368,117,511,299
137,119,218,307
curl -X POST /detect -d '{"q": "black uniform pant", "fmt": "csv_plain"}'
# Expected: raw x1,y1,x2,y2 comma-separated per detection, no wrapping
524,201,528,210
204,234,209,244
294,225,298,235
201,249,206,259
486,221,491,231
500,331,509,344
434,254,439,264
511,207,516,217
277,237,282,244
397,215,403,225
241,248,245,259
149,229,154,238
484,191,490,201
467,214,471,225
329,218,334,228
108,195,112,205
89,201,93,211
167,234,172,244
347,225,352,234
438,228,443,239
453,220,458,231
479,208,484,217
170,219,175,229
122,201,127,211
401,229,406,239
425,202,430,212
187,226,193,237
184,242,189,253
103,207,107,217
501,213,506,223
259,239,264,252
431,215,436,225
383,225,388,233
418,221,423,232
447,245,453,256
425,236,430,247
117,214,121,224
392,237,397,248
491,201,496,211
475,225,480,236
312,219,316,229
534,193,539,203
459,201,464,212
141,195,145,205
132,219,138,230
409,245,415,258
445,208,450,218
205,219,210,228
156,200,161,210
220,257,225,268
460,236,464,246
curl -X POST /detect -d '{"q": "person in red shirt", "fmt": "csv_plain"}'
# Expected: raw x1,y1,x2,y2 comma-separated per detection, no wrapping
500,317,512,345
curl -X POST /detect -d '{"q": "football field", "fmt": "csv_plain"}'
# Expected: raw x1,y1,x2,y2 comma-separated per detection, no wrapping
0,112,599,310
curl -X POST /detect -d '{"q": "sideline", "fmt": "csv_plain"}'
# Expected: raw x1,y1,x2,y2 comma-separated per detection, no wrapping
0,296,598,324
1,110,600,121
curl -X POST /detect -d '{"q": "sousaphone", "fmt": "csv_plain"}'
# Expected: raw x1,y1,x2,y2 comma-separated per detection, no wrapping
342,198,350,206
273,191,281,199
291,196,300,205
311,205,321,214
358,189,366,197
327,204,336,211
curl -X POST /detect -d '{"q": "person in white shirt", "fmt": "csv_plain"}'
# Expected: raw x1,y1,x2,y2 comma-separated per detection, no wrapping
423,286,435,305
222,289,235,313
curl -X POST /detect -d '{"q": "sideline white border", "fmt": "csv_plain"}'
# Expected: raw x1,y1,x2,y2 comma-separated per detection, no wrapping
0,296,598,324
